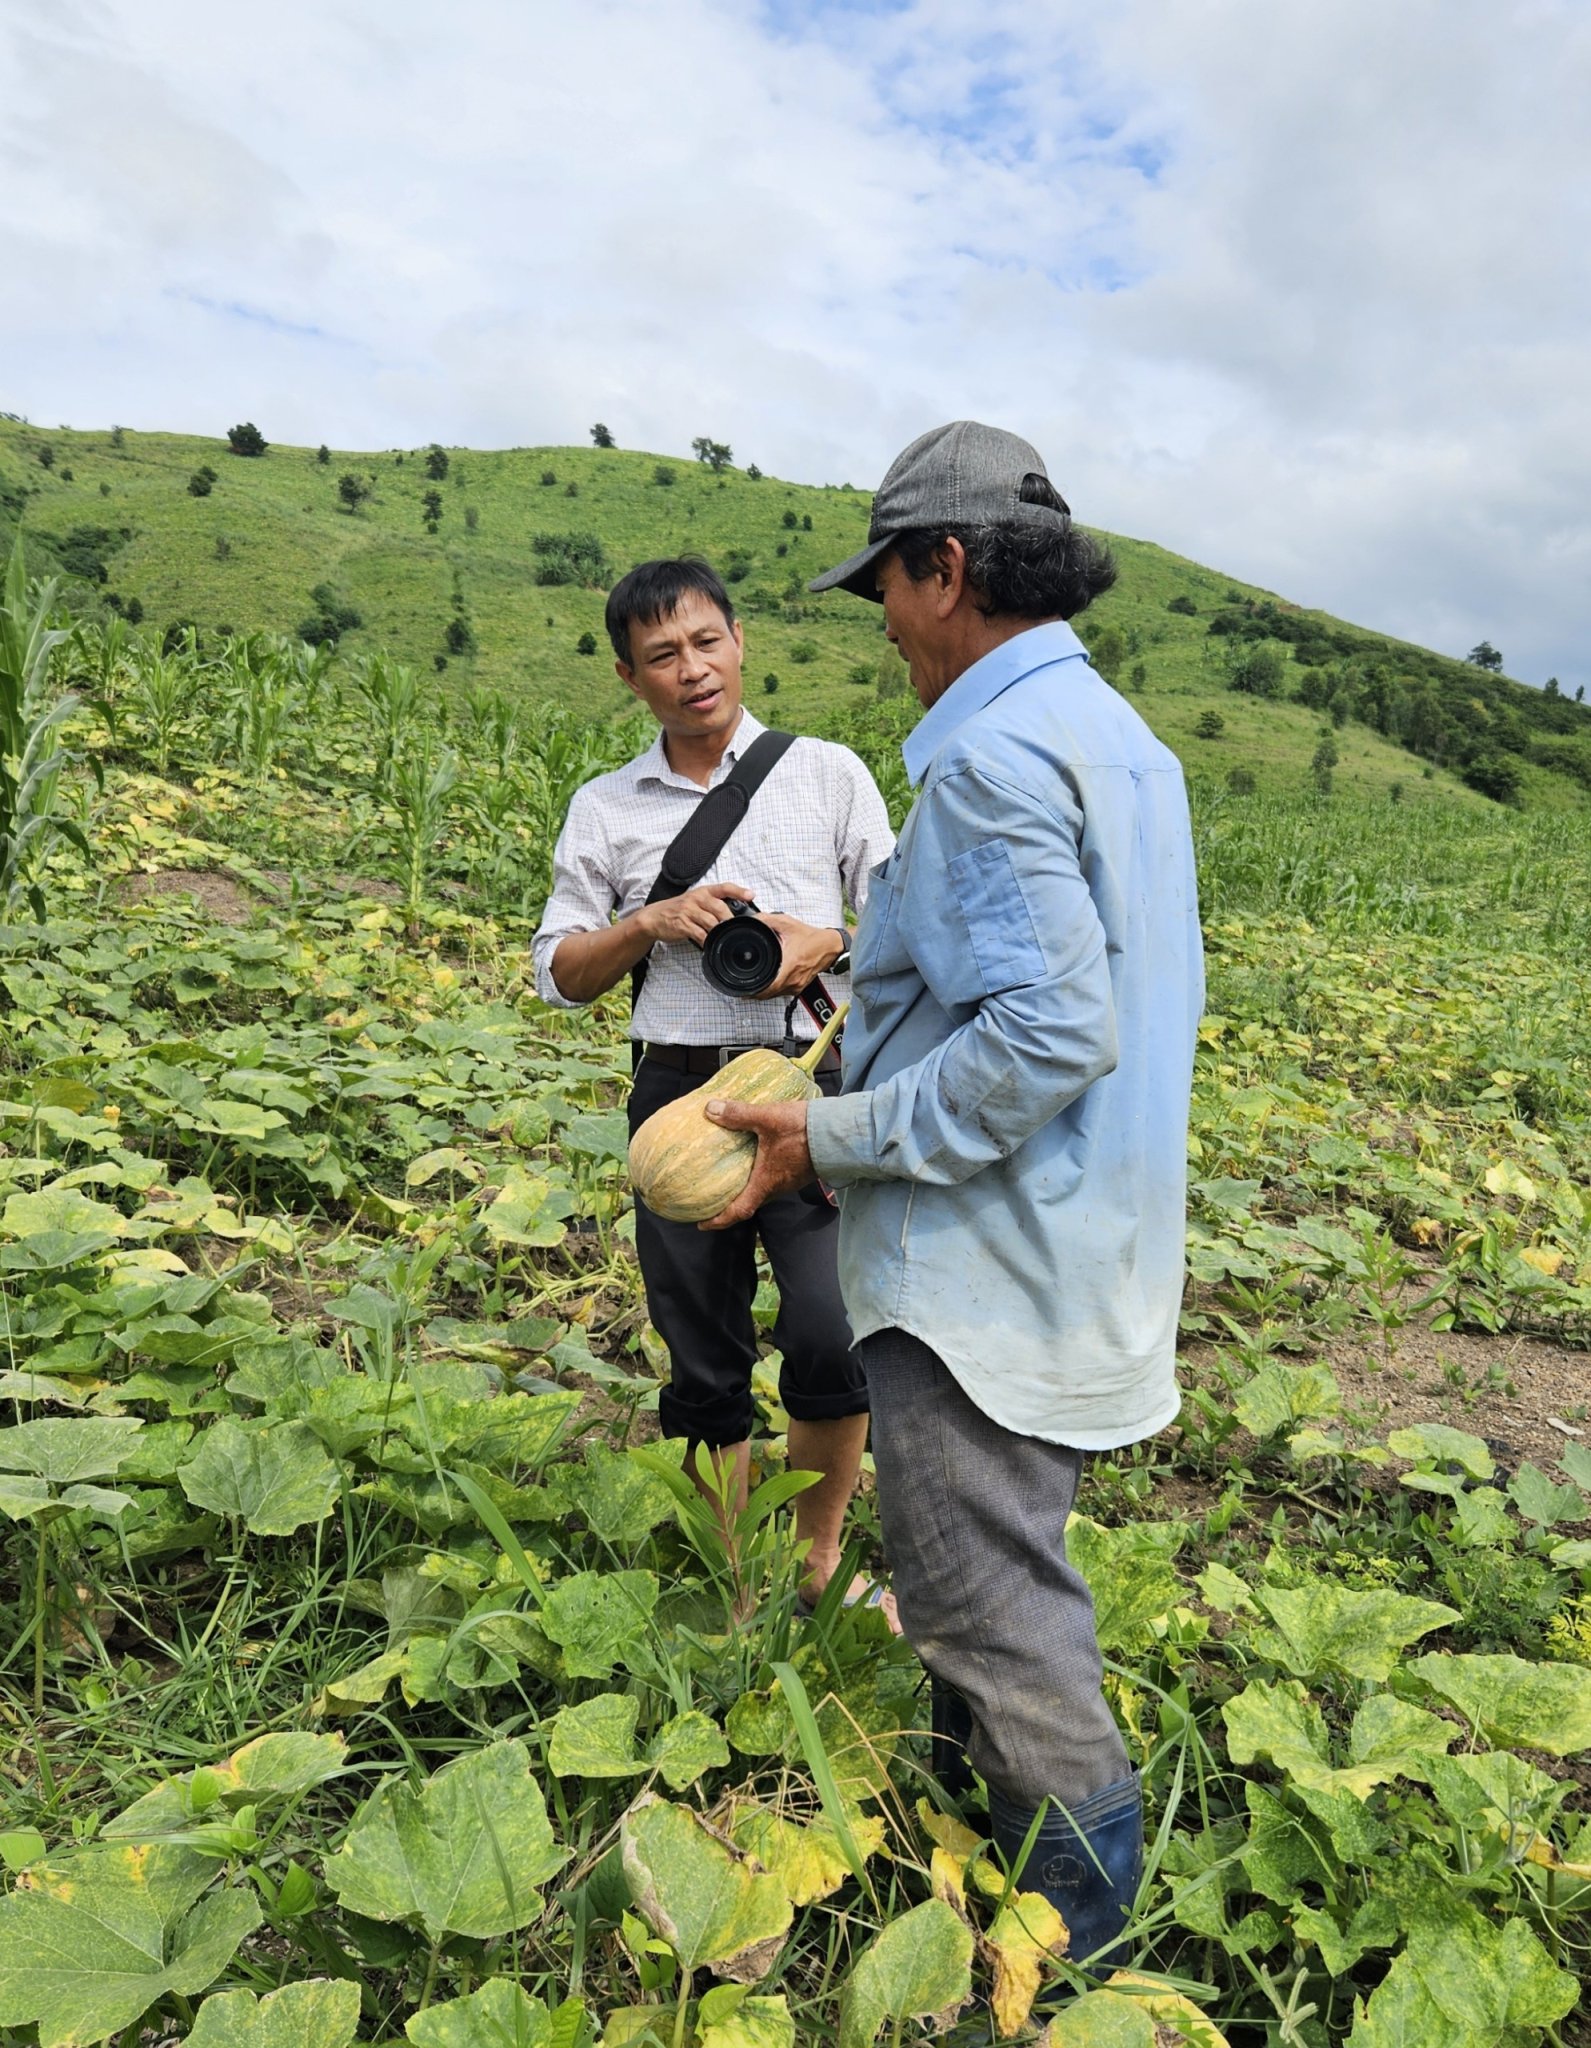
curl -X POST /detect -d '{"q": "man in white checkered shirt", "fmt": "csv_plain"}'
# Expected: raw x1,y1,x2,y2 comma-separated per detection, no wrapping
532,557,894,1613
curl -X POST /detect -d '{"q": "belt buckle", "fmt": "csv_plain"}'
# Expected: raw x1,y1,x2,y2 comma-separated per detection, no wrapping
717,1043,762,1070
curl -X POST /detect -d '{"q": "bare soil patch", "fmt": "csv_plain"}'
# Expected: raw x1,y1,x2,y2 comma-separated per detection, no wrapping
115,867,259,925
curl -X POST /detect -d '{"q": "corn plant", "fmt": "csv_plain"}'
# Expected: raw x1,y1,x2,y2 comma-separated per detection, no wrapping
0,536,93,920
356,653,421,792
126,646,201,774
390,734,461,930
217,633,297,782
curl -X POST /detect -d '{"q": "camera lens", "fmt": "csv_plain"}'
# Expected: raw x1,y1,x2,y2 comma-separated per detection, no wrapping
702,912,783,996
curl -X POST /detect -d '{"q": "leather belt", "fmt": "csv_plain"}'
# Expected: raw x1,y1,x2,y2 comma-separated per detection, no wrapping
641,1041,838,1076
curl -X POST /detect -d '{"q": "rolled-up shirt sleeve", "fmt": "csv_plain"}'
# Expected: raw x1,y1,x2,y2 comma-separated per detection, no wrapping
808,762,1118,1186
530,788,619,1009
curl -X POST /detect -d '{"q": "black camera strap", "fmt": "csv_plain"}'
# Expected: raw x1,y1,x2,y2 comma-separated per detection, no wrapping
630,730,796,1065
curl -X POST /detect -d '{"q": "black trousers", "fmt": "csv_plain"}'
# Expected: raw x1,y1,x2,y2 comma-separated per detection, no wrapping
627,1058,868,1447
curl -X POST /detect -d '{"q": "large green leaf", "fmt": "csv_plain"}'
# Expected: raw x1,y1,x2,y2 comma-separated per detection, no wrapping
1254,1583,1456,1682
1223,1682,1451,1798
1405,1652,1591,1754
406,1980,561,2047
1349,1910,1577,2045
1232,1361,1340,1439
696,1989,795,2048
1,1187,129,1242
547,1693,643,1778
1386,1423,1494,1480
0,1843,261,2048
648,1710,730,1791
104,1732,346,1838
543,1441,682,1544
621,1795,792,1982
187,1979,361,2048
323,1740,565,1940
1067,1518,1183,1654
177,1417,339,1534
836,1899,973,2048
0,1416,144,1483
1506,1462,1587,1526
0,1475,132,1524
541,1569,658,1679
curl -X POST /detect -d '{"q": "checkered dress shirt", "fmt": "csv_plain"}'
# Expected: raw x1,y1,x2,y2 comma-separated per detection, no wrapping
531,710,894,1046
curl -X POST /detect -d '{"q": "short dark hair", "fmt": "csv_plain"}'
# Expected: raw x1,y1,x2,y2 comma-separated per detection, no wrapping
604,556,737,663
893,480,1117,621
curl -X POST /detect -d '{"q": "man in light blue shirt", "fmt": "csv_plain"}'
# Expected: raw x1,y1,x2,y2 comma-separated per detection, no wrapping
703,421,1203,1968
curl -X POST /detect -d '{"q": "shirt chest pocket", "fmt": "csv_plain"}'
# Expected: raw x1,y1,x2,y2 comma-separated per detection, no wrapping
851,861,914,991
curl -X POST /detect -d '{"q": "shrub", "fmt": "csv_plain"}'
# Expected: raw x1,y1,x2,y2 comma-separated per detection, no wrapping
316,444,330,465
1194,710,1225,739
226,422,267,457
540,470,557,486
421,488,444,524
1226,643,1285,698
576,631,597,655
424,444,449,481
124,596,143,624
1389,781,1405,803
532,533,610,587
782,510,798,529
59,468,73,482
775,543,788,558
214,536,231,561
763,673,779,694
464,506,479,533
1167,594,1197,616
802,513,812,531
1310,731,1339,797
187,471,212,497
1225,765,1257,795
846,662,871,686
790,639,819,664
1089,626,1126,682
1462,751,1522,803
445,616,476,656
98,482,110,497
746,464,763,480
653,464,677,487
36,445,54,470
297,584,362,645
110,426,125,449
565,481,579,497
338,474,370,513
1129,661,1147,689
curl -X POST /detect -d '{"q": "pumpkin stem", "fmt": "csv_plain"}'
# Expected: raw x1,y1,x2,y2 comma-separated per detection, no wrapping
793,1001,849,1076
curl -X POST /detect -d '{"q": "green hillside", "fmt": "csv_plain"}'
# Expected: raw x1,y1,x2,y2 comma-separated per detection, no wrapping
3,418,1588,810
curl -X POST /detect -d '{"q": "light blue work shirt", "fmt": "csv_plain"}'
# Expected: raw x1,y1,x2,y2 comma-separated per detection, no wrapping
805,620,1204,1449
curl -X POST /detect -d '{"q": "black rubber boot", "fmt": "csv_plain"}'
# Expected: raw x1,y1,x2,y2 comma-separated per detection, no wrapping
987,1771,1143,1977
929,1677,975,1800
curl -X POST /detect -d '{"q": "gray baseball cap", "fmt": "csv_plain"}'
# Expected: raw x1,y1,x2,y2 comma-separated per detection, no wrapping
808,419,1070,601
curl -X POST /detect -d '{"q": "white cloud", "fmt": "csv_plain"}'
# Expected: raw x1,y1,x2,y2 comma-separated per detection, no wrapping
2,0,1585,688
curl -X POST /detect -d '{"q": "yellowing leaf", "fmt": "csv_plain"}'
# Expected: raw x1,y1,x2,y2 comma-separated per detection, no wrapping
622,1796,792,1983
727,1806,884,1908
984,1890,1068,2037
838,1899,973,2048
1483,1161,1537,1202
188,1979,361,2048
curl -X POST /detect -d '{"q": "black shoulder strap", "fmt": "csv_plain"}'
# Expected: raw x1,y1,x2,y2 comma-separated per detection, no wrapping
630,730,796,1035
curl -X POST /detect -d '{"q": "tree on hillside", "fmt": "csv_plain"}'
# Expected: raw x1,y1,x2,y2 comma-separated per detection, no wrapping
1466,641,1504,673
338,473,370,514
1225,641,1285,698
316,444,331,465
1577,685,1585,703
227,422,267,457
746,464,763,480
422,488,443,531
692,437,733,471
424,444,450,481
590,423,616,449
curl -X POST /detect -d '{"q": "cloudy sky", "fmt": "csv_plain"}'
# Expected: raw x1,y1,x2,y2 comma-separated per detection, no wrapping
4,0,1587,689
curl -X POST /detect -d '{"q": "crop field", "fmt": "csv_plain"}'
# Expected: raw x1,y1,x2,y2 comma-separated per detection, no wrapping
0,547,1589,2047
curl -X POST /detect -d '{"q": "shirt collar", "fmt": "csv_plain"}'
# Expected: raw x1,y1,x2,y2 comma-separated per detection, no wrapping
635,705,765,788
901,619,1088,786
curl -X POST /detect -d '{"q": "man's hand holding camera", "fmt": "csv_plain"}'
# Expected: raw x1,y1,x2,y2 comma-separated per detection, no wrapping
639,880,754,948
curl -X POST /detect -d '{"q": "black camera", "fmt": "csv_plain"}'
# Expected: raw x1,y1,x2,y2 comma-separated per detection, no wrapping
701,899,784,997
